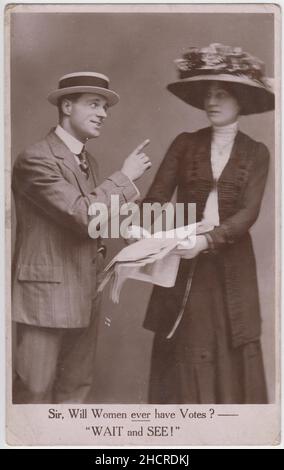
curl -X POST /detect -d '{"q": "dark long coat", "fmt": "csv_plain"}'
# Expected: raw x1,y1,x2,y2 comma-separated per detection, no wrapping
143,126,270,348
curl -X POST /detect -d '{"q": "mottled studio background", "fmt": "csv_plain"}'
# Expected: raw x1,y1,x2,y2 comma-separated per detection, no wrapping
10,11,275,402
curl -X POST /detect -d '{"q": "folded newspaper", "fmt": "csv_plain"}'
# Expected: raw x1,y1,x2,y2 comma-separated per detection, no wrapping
98,222,213,303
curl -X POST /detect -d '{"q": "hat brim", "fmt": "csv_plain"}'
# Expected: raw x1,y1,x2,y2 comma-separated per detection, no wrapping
47,86,120,106
167,74,274,115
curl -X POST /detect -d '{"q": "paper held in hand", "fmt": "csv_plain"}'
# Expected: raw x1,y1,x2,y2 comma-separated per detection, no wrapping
98,222,213,303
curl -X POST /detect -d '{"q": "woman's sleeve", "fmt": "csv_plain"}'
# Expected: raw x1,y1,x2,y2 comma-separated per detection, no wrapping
143,133,189,204
206,142,270,249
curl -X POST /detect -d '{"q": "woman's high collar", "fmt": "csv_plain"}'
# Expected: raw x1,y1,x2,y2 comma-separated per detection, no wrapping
212,121,239,139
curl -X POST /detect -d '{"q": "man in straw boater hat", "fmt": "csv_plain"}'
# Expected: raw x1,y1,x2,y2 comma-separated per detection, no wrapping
12,71,151,403
143,43,274,404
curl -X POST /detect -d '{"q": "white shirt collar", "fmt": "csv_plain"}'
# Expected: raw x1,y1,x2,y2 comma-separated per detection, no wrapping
212,120,239,137
55,125,84,155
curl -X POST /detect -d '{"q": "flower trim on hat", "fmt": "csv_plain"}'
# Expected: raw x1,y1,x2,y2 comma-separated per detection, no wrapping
175,43,266,86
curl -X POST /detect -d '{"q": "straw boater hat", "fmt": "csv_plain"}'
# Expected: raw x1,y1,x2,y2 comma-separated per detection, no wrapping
167,43,274,115
47,72,120,106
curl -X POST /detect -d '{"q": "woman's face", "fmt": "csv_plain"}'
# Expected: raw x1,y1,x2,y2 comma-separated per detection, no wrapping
204,82,240,127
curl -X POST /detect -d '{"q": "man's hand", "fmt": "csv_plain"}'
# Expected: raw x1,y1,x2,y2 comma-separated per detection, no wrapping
121,139,151,181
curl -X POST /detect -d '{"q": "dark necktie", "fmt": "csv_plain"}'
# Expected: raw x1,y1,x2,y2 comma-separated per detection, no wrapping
77,147,90,178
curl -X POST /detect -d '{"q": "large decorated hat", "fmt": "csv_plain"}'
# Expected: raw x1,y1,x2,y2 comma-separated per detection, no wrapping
167,43,274,115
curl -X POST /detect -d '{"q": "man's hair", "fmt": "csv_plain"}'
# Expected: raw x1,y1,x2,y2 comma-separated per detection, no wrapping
57,93,83,121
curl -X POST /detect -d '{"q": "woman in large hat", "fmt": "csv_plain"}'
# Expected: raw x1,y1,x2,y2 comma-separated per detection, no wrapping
143,43,274,404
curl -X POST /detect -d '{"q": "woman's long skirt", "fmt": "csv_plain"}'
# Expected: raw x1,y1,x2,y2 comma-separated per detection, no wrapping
148,252,268,404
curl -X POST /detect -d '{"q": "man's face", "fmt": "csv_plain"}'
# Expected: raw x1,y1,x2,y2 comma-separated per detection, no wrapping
63,93,108,141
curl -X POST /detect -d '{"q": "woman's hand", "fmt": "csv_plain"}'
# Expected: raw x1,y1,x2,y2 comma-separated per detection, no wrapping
124,236,138,245
123,225,151,245
173,235,209,259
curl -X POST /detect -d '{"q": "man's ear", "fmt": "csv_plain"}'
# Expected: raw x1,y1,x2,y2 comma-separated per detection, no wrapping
61,98,73,117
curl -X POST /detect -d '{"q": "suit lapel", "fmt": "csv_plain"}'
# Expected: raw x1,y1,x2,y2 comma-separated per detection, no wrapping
194,127,213,183
192,129,250,199
195,128,247,185
46,130,96,195
218,131,246,184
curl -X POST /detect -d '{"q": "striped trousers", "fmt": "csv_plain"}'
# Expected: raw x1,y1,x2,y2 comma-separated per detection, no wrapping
13,301,101,404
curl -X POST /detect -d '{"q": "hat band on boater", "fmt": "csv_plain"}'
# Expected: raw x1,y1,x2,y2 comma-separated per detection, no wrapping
59,75,109,90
